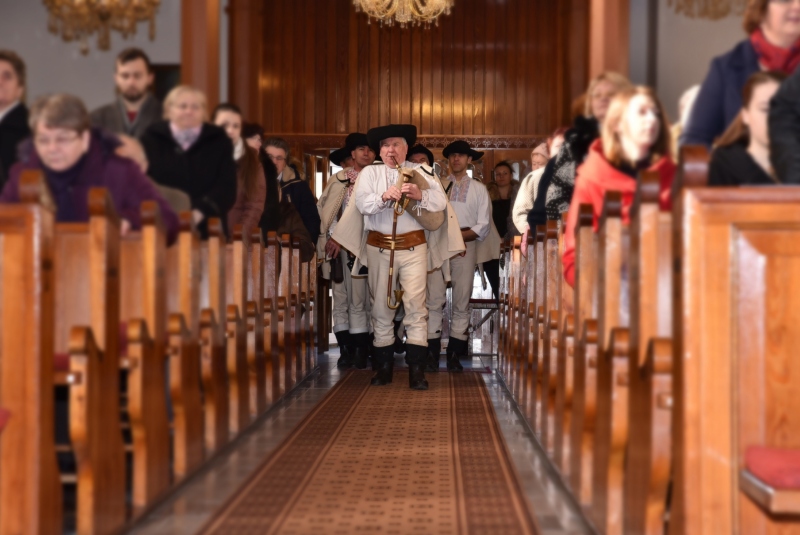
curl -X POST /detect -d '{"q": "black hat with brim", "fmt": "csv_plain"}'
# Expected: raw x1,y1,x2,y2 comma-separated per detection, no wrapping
407,144,435,166
330,132,370,167
366,124,417,155
442,140,484,161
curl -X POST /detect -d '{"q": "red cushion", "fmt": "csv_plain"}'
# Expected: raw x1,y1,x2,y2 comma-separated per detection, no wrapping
0,408,10,434
745,446,800,490
54,352,70,372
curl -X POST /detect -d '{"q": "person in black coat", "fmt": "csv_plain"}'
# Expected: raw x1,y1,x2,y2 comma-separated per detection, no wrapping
0,50,31,187
770,67,800,184
711,71,786,185
140,85,237,237
263,137,321,244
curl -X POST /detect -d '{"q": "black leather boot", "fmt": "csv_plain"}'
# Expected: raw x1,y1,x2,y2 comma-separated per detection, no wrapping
393,320,407,354
446,337,466,372
370,346,394,386
406,344,429,390
351,333,370,369
425,338,441,372
335,330,353,369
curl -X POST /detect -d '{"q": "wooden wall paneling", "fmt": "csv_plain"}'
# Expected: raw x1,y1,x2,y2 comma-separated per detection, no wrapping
463,2,474,136
473,0,485,135
484,2,496,136
227,0,263,121
589,0,629,79
182,0,220,109
347,8,360,132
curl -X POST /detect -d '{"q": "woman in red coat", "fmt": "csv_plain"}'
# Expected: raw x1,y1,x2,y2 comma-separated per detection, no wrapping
562,86,675,287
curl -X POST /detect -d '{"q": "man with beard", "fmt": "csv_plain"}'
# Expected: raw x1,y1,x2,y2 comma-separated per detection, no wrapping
317,133,376,369
91,48,162,139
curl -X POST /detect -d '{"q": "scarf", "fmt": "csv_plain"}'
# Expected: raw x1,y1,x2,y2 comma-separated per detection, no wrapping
43,153,88,222
233,137,245,161
169,123,202,151
750,28,800,74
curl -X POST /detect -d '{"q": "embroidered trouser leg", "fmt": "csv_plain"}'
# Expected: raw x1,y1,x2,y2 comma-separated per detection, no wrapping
367,243,428,348
426,267,447,339
448,240,478,341
332,250,370,334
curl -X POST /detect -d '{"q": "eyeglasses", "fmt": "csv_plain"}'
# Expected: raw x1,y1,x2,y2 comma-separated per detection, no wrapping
34,132,81,148
266,153,286,162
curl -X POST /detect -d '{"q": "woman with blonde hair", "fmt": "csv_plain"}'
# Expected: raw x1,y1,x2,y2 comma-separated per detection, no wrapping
684,0,800,147
561,86,675,286
526,72,632,232
141,85,237,237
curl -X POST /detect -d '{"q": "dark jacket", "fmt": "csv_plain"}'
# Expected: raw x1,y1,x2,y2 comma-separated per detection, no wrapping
141,120,237,237
0,128,179,244
682,39,760,148
710,142,776,186
279,165,321,244
90,94,162,139
0,103,30,187
527,158,555,230
543,115,599,221
769,67,800,184
278,198,315,263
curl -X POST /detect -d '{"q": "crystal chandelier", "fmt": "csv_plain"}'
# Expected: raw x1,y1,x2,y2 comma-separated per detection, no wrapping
353,0,454,28
43,0,161,55
668,0,746,20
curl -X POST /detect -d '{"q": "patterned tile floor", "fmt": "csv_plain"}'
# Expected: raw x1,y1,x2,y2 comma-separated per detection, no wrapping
126,351,594,535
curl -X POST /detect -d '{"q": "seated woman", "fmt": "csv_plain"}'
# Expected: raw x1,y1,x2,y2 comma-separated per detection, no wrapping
484,160,521,298
562,86,675,287
140,85,237,238
212,103,266,235
0,93,179,243
710,71,786,185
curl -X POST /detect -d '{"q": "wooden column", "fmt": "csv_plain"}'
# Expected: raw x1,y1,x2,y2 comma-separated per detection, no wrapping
227,0,264,122
181,0,221,109
589,0,629,79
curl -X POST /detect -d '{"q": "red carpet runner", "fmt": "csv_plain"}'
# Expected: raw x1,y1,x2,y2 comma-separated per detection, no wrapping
201,370,540,534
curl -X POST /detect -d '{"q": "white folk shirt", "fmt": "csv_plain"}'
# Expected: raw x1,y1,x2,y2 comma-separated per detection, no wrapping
355,161,448,235
447,174,491,241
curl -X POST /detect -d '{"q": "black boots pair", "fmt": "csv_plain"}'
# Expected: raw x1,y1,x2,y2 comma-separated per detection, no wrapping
335,331,370,369
393,319,406,354
446,337,467,372
371,344,428,390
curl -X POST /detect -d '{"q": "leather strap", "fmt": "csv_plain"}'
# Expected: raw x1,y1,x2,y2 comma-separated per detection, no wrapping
367,230,426,250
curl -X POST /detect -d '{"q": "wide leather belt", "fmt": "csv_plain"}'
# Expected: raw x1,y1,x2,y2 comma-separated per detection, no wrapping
367,230,426,250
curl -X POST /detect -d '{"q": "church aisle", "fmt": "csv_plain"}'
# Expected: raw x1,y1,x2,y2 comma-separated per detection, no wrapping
128,353,592,535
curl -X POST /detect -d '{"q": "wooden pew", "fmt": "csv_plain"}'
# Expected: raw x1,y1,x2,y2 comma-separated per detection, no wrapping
119,202,171,512
568,203,599,505
498,240,509,380
263,231,283,401
540,220,561,454
554,213,577,475
199,219,229,453
54,189,127,534
291,237,304,383
225,227,250,434
671,152,800,534
165,214,204,480
246,229,267,415
532,225,546,432
506,236,522,391
279,234,296,390
520,230,538,421
623,171,674,535
0,172,62,534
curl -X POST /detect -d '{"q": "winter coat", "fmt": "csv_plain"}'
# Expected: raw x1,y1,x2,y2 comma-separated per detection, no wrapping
90,94,162,139
511,167,545,234
278,197,315,263
140,120,237,237
544,115,600,220
0,128,179,244
0,103,30,187
561,140,675,287
227,150,266,236
682,39,760,148
280,165,321,245
769,66,800,183
528,159,555,230
709,142,776,185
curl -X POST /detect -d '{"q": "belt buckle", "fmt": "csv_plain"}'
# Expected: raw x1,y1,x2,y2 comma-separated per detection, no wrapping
382,234,405,250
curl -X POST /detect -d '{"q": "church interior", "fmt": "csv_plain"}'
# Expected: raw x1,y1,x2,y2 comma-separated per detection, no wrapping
1,0,799,533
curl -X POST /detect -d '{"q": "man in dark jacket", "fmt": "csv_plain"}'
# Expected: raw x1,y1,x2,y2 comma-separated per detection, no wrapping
770,68,800,184
0,50,31,187
90,48,162,139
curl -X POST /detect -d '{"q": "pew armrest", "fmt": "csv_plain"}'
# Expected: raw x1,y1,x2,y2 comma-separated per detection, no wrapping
740,469,800,515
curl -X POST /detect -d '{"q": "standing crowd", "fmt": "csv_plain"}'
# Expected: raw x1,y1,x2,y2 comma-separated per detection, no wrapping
1,0,800,390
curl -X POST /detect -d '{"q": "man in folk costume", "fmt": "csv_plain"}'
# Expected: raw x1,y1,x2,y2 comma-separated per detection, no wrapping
332,125,465,390
434,140,500,371
317,133,375,369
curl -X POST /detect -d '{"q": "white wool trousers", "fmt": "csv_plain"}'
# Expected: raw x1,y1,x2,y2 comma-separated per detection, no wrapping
448,241,477,341
332,249,370,335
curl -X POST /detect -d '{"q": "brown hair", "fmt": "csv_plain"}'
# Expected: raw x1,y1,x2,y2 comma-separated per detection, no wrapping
264,137,291,160
601,86,672,167
743,0,769,35
116,47,152,72
28,93,91,133
584,71,633,117
0,50,26,99
716,71,787,147
238,144,262,200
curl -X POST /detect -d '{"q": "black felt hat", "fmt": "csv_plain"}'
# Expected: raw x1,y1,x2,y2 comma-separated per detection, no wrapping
442,140,484,161
366,124,417,155
330,132,370,167
407,144,435,166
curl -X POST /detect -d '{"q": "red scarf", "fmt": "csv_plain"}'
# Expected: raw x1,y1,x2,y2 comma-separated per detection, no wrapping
750,28,800,74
